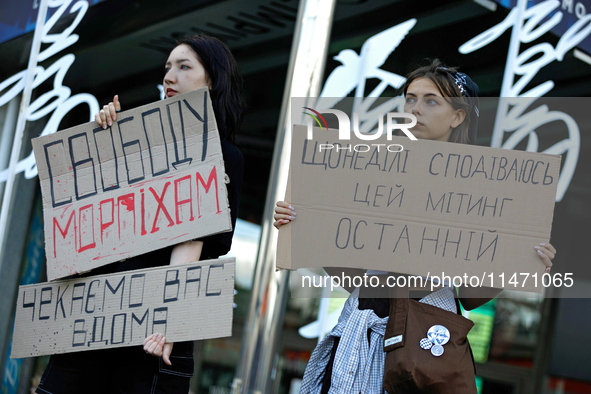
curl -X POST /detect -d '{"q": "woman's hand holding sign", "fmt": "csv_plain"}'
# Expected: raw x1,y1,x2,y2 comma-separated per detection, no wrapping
94,95,121,129
273,201,296,229
143,333,173,366
535,243,556,274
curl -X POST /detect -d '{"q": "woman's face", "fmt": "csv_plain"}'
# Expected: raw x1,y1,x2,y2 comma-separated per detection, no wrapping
404,77,465,142
163,44,211,98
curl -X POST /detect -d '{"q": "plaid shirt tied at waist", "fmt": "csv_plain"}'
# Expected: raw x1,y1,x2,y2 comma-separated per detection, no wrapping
299,286,457,394
300,288,388,394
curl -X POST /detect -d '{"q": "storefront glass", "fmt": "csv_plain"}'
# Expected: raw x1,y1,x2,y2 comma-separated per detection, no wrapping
1,0,590,393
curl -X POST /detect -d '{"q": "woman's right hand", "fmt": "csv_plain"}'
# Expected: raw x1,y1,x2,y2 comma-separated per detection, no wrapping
273,201,296,229
94,95,121,129
142,333,173,365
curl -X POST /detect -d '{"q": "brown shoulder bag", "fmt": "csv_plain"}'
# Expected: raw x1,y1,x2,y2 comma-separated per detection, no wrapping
383,296,477,394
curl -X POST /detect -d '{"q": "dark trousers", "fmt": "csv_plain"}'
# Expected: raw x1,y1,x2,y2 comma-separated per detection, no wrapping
36,341,194,394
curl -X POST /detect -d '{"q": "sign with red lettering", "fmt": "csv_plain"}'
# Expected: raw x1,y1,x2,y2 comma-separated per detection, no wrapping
11,258,235,358
33,88,231,280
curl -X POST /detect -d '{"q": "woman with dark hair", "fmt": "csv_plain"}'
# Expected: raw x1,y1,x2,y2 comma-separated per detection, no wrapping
274,59,555,393
36,34,245,394
173,35,245,143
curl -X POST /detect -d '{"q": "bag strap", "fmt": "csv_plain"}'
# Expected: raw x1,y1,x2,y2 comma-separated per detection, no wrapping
383,285,411,352
455,297,463,315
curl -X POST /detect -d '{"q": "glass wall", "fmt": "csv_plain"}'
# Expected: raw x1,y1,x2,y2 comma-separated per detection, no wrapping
1,0,590,393
273,0,591,393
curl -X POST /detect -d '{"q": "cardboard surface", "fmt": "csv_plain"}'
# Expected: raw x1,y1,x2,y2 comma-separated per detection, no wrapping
11,257,235,358
277,125,561,292
32,88,231,280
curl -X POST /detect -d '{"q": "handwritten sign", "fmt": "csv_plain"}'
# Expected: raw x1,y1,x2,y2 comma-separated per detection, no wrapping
32,88,231,280
276,125,561,292
11,258,235,358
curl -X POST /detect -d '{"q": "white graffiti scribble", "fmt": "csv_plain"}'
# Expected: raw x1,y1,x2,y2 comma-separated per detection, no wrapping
460,0,589,201
316,19,416,135
0,0,99,183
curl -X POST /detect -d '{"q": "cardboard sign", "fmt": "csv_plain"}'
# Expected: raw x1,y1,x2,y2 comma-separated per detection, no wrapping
32,88,231,280
11,258,235,358
277,125,561,292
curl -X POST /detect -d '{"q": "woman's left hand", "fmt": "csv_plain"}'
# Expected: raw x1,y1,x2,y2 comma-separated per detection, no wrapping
273,201,295,229
143,239,201,366
535,243,556,273
143,333,174,365
95,95,121,129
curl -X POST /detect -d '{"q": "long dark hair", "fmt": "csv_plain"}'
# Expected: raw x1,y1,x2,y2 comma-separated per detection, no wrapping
176,35,245,143
402,59,473,145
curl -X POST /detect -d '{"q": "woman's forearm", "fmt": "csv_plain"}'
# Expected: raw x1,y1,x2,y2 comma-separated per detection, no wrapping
170,240,204,265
